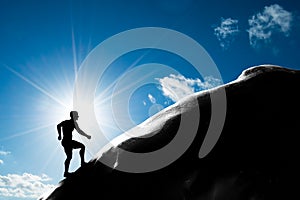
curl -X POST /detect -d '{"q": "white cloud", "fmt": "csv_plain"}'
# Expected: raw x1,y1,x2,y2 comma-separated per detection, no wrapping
248,4,293,47
214,17,239,49
0,160,3,165
148,94,156,104
143,101,147,106
0,173,55,198
156,74,222,102
0,151,10,156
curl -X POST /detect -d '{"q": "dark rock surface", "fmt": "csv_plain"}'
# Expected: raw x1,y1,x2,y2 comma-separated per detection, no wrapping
41,65,300,200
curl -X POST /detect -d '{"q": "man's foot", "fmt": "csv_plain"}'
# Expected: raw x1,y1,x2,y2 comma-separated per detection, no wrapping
64,172,70,177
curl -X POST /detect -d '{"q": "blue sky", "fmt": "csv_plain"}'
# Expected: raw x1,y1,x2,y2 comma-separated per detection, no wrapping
0,0,300,199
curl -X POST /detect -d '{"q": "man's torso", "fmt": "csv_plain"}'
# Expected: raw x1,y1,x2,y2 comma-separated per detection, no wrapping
61,119,75,141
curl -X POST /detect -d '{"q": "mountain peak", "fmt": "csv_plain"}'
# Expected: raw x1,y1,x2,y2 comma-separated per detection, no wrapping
238,64,297,80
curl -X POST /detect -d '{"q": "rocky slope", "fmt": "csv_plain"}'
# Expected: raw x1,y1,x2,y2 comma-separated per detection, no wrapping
41,65,300,200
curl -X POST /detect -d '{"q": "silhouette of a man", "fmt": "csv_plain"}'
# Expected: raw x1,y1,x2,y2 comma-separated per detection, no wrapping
57,111,91,177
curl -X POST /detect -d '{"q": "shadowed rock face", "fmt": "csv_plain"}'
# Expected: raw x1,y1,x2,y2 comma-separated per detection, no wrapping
41,65,300,200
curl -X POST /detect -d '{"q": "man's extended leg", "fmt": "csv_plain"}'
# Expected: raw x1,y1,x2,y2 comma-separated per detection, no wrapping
64,148,72,177
79,145,86,166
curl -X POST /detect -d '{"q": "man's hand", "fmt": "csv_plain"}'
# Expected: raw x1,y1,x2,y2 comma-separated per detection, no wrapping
86,135,91,140
57,123,62,141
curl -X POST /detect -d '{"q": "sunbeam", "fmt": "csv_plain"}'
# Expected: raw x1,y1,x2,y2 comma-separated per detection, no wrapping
94,51,151,106
4,65,68,108
0,123,56,141
71,25,78,79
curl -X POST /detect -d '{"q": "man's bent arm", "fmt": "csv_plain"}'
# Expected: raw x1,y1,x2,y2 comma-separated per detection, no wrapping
74,122,91,139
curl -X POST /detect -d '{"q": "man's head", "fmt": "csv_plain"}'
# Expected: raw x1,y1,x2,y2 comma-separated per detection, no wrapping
70,111,79,121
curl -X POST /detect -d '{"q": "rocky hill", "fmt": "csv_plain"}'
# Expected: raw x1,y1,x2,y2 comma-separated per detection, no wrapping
41,65,300,200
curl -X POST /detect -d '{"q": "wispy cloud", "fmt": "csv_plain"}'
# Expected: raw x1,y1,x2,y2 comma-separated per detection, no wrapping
214,17,239,49
0,173,55,198
247,4,293,47
0,151,10,164
148,94,156,104
0,151,10,156
143,101,147,106
156,74,222,102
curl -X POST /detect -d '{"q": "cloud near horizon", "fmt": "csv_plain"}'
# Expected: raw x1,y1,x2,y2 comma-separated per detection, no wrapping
214,17,239,49
247,4,293,47
0,173,55,199
156,74,222,102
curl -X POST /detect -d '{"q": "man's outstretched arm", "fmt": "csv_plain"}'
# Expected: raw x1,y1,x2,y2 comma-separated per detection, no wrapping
57,123,62,140
74,122,91,139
